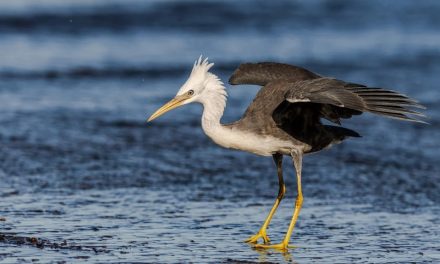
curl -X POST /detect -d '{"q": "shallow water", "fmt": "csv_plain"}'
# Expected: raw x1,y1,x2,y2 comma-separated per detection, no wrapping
1,0,440,263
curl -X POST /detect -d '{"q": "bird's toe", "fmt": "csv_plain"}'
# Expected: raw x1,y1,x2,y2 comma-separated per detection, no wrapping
244,231,270,244
253,241,292,251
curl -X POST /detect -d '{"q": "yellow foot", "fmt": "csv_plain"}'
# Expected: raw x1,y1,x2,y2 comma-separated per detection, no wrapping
244,230,270,244
253,242,292,251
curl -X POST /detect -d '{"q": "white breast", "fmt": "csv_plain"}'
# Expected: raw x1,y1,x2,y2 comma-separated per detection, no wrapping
203,124,293,156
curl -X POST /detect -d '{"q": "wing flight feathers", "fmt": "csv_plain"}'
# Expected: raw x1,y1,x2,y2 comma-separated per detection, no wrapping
284,78,427,123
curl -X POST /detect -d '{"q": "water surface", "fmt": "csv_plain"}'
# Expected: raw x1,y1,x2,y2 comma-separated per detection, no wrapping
0,0,439,263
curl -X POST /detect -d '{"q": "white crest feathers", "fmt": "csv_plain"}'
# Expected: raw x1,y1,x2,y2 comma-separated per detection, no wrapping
191,55,214,75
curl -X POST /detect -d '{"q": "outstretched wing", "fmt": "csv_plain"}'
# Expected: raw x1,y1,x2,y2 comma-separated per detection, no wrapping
229,62,320,86
229,62,426,152
229,62,425,124
272,78,425,151
283,78,426,123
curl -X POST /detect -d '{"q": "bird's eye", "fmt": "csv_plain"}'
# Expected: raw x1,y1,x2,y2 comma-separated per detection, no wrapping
187,90,194,96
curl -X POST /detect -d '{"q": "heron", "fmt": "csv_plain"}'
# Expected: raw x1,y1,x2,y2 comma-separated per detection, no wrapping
147,56,426,250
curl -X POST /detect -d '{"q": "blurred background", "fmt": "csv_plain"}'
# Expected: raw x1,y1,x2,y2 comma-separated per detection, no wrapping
0,0,439,263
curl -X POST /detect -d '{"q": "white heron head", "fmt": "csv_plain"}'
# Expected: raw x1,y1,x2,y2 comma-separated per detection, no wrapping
148,56,220,122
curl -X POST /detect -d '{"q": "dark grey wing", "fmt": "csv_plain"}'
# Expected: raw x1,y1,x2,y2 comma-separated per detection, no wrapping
284,78,426,123
268,78,426,152
234,76,426,153
228,62,320,86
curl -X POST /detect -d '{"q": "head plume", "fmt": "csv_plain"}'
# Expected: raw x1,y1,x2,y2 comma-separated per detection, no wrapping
189,55,214,80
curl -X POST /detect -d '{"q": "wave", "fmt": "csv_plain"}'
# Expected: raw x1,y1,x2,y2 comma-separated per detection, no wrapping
2,50,439,81
0,64,238,80
0,0,439,34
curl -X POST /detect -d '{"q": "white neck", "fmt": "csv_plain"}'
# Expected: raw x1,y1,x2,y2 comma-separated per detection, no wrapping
199,73,230,144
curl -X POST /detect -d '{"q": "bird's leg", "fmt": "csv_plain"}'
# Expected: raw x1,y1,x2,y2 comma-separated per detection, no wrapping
245,153,285,244
254,150,303,251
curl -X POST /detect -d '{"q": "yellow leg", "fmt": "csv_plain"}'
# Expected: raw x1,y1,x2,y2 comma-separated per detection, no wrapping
245,154,285,244
254,150,303,251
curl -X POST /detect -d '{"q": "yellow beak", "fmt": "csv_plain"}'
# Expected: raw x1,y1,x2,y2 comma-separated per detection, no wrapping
147,94,190,122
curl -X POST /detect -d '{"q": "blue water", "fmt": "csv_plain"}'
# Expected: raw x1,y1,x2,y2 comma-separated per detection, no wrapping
1,0,439,263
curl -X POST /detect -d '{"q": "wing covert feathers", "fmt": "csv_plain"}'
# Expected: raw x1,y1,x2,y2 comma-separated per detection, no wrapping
229,62,320,86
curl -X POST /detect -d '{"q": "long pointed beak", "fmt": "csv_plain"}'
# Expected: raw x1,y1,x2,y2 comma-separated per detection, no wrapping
147,94,190,122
